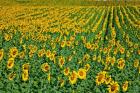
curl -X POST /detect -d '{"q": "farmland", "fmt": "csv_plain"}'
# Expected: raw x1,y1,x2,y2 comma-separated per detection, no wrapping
0,0,140,93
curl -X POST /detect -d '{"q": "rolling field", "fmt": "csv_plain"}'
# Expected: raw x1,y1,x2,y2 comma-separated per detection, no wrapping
0,1,140,93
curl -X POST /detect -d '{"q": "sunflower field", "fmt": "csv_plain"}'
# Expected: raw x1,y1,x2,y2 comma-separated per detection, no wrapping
0,0,140,93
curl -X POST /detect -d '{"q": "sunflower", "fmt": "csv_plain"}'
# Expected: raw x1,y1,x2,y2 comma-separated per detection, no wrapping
134,59,139,68
108,81,119,93
103,47,108,54
46,50,51,58
105,75,112,85
28,45,33,50
9,47,18,58
60,41,66,48
70,36,75,41
86,42,92,49
18,51,25,59
81,36,86,44
126,51,130,58
69,71,77,85
51,43,56,49
95,71,106,85
84,63,90,72
111,39,115,46
60,79,65,87
29,51,34,58
113,48,118,55
106,56,111,65
110,57,116,66
50,53,55,61
93,55,96,61
134,44,138,49
78,68,86,79
0,49,4,61
22,44,27,51
8,72,16,81
38,49,46,57
119,47,125,54
67,56,72,62
59,56,65,68
22,70,29,81
7,58,14,69
138,50,140,55
111,29,116,38
104,64,110,71
41,63,50,72
19,37,23,44
97,55,101,63
55,37,60,42
4,33,12,41
64,67,70,76
122,81,128,92
66,40,72,47
117,58,125,70
32,45,38,53
22,63,29,71
94,43,99,50
83,54,90,61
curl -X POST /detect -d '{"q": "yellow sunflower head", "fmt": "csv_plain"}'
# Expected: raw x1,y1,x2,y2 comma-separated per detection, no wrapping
41,63,50,72
119,47,125,54
84,64,90,72
78,68,86,80
29,51,34,58
117,58,125,70
103,47,108,54
110,57,116,66
134,59,139,68
59,56,65,68
64,67,70,76
22,63,29,71
22,70,29,81
7,58,14,69
8,72,16,81
113,48,118,55
50,53,55,61
86,42,92,49
83,54,90,61
4,33,12,41
105,75,112,85
106,56,111,64
122,81,128,92
126,51,130,58
138,50,140,55
9,47,18,58
60,79,65,87
95,71,106,85
61,41,66,48
0,49,4,61
69,71,77,85
38,49,46,58
97,55,101,63
108,81,119,93
93,55,97,61
66,40,72,47
46,50,51,58
18,51,25,59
